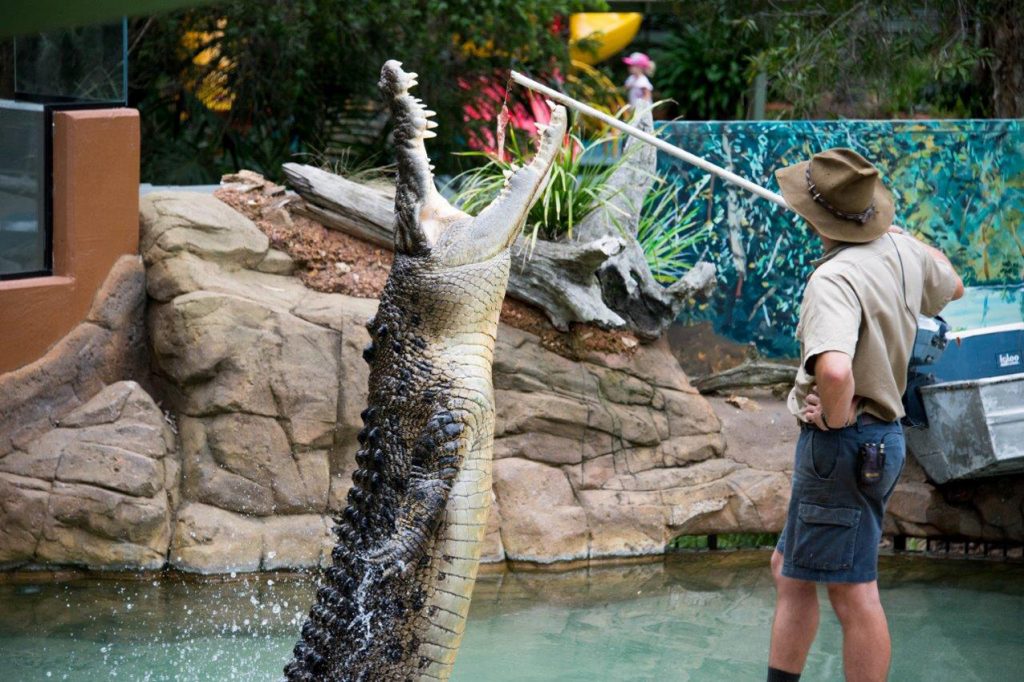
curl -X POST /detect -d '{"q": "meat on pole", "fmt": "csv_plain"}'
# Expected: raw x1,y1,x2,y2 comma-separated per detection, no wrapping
509,70,793,212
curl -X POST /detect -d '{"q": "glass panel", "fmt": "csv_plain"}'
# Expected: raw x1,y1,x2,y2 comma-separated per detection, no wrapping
0,100,47,277
13,20,127,104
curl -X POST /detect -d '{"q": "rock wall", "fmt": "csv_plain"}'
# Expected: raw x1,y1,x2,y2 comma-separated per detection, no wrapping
139,191,783,570
2,190,1023,573
142,192,340,573
487,328,790,564
0,256,174,569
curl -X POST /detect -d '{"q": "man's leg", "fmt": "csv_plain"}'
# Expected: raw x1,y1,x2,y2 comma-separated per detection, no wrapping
769,549,820,676
827,581,891,682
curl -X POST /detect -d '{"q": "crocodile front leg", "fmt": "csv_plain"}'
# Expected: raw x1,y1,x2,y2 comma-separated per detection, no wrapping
284,61,567,682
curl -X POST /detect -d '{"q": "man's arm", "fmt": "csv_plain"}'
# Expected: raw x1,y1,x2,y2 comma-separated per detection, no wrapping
803,351,858,429
889,225,965,301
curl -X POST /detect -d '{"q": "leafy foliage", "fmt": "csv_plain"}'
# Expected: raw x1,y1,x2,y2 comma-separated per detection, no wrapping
451,122,626,244
747,2,997,118
651,14,760,120
637,175,711,282
645,1,1011,120
453,120,715,284
669,533,780,550
129,0,606,184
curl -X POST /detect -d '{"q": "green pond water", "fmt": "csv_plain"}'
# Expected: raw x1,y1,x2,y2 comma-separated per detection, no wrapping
1,552,1023,681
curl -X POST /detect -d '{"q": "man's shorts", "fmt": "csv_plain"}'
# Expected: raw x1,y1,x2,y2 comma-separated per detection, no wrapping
776,416,906,583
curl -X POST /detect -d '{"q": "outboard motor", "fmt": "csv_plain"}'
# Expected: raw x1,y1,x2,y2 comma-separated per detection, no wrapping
902,315,949,428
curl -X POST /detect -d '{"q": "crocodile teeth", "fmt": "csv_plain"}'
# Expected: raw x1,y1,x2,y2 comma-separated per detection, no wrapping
502,169,514,179
422,109,437,118
425,120,438,129
546,99,557,111
421,130,437,139
534,123,549,134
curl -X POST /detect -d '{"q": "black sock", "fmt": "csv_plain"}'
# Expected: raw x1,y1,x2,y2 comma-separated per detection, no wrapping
767,666,801,682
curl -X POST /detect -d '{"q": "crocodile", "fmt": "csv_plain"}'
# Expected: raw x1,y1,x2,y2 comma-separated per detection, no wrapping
283,61,567,681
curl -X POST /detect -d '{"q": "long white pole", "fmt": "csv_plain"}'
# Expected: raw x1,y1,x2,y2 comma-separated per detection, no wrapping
510,70,793,212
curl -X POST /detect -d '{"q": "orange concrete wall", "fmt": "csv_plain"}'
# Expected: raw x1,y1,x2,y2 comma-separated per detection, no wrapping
0,108,140,374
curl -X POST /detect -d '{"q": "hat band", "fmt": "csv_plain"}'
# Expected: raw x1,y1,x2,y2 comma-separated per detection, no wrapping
804,163,877,225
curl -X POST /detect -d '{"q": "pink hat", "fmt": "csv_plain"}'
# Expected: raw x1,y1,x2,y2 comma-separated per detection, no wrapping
622,52,653,69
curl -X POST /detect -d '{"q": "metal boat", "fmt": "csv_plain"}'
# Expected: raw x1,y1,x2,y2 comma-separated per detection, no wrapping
905,314,1024,484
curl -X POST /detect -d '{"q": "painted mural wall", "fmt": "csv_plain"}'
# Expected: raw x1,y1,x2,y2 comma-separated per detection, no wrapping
655,119,1024,358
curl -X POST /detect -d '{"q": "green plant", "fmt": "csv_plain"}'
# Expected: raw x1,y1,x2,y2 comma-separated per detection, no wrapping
648,1,1018,120
743,2,1003,118
130,0,608,184
637,174,711,283
451,121,629,245
651,14,761,120
293,143,396,186
669,533,779,550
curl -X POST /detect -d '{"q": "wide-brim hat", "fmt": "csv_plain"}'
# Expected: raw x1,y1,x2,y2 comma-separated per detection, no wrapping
775,147,894,243
622,52,653,69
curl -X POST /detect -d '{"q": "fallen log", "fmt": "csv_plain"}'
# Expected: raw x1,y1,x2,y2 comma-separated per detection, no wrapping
284,162,630,331
508,235,627,330
282,160,716,336
284,163,395,249
694,360,798,394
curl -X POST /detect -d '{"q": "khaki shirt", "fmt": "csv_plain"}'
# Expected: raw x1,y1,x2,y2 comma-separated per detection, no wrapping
787,233,960,423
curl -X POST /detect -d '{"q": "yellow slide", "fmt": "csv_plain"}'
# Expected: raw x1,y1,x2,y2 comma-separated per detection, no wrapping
569,12,643,65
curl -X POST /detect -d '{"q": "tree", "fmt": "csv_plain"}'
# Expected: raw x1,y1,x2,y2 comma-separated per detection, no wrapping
646,1,1014,120
130,0,604,183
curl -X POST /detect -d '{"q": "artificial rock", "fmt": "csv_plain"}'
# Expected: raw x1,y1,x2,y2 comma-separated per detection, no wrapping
4,183,1024,574
0,381,176,569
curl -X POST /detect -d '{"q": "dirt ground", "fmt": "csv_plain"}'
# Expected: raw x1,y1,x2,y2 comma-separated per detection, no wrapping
215,178,641,360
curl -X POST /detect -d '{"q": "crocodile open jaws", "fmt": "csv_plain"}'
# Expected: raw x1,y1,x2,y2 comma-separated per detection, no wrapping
284,60,567,681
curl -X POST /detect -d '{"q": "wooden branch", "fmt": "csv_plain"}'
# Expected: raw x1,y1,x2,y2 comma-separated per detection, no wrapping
694,360,798,394
283,162,627,331
574,109,718,339
283,163,395,248
508,236,627,331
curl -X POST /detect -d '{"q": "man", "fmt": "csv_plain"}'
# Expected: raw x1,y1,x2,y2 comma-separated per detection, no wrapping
767,148,964,682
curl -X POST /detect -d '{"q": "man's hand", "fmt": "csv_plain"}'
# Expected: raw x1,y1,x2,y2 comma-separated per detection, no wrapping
801,391,827,430
806,351,858,429
802,389,860,430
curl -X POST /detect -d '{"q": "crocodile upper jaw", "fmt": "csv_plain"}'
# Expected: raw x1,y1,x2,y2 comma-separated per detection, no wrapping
379,60,567,265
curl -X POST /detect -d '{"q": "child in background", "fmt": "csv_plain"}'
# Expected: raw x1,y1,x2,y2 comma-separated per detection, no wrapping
623,52,655,109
